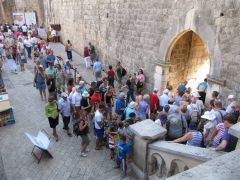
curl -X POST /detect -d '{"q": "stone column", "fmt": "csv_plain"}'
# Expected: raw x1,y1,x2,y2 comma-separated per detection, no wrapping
153,61,171,93
229,122,240,149
129,119,167,180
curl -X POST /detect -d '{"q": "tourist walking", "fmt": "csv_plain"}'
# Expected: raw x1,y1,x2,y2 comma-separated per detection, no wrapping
23,36,32,59
89,42,96,63
94,104,105,150
83,46,90,69
34,65,47,101
55,64,65,94
17,38,26,71
58,92,72,137
65,40,73,61
93,59,102,81
136,69,145,94
107,65,117,88
45,96,59,141
79,112,90,157
104,86,114,120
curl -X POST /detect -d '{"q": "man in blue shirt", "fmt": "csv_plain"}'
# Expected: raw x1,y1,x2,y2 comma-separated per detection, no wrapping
115,135,130,178
115,92,126,120
93,59,102,80
46,50,56,65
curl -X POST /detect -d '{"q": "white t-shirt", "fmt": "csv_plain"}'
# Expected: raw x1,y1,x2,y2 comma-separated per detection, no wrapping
24,39,31,47
30,37,37,45
94,110,103,129
72,91,82,107
22,25,27,32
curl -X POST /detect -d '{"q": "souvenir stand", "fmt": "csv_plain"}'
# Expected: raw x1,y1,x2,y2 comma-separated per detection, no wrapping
0,93,15,127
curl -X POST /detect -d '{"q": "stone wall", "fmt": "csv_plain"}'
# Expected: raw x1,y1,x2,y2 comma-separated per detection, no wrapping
42,0,240,99
0,0,44,25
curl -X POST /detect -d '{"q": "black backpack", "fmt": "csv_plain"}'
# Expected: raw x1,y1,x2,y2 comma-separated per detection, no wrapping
121,68,127,76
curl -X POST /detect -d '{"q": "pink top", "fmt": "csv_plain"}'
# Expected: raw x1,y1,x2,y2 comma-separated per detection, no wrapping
136,74,145,83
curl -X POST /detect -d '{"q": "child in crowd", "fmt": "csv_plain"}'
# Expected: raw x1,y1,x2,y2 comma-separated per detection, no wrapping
115,135,130,178
107,113,119,159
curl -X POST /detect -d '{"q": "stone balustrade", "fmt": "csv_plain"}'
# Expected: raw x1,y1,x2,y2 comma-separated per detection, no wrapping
148,141,223,179
129,120,224,180
166,149,240,180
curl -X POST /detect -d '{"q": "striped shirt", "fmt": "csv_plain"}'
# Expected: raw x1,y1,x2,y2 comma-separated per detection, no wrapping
186,131,203,147
213,123,225,146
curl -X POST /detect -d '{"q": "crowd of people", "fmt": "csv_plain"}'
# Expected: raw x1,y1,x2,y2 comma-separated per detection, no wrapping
1,23,240,178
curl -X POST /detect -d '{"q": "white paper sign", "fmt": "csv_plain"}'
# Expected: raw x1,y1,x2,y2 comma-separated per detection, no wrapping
24,12,37,25
13,13,25,25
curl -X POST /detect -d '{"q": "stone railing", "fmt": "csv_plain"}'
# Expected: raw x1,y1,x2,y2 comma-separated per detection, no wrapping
129,120,223,180
166,122,240,180
129,120,240,180
147,141,222,179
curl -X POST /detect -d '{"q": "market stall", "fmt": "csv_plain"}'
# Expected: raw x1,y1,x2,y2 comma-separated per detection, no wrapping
0,93,15,127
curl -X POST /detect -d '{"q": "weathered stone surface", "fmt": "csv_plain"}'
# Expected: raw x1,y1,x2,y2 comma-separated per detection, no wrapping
130,119,167,140
149,141,223,162
166,149,240,180
229,122,240,139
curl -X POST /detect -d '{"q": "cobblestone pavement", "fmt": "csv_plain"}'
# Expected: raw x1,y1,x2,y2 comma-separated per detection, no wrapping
0,43,135,180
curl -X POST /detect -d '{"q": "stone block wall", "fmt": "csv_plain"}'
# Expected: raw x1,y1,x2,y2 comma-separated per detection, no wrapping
0,0,44,25
42,0,240,98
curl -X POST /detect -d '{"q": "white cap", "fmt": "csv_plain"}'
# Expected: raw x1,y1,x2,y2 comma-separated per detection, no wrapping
228,95,235,99
61,92,68,98
128,101,138,109
153,88,158,92
163,89,169,94
119,92,125,97
192,92,201,98
201,111,216,121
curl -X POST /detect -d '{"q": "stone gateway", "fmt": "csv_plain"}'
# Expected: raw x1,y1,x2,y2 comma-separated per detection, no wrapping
1,0,240,99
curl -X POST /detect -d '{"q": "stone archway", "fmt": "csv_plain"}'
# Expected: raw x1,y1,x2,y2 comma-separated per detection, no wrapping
166,30,210,93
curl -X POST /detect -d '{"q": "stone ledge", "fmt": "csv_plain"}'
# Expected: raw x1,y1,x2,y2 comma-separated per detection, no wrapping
130,119,167,140
207,75,226,86
229,122,240,139
154,60,171,67
166,149,240,180
149,141,223,162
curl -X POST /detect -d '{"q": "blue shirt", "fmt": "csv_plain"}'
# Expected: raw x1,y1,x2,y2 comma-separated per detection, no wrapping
116,140,129,160
39,57,47,70
136,100,149,119
46,54,56,64
174,95,181,106
125,107,135,120
93,61,102,72
115,96,126,115
198,82,208,91
177,85,186,93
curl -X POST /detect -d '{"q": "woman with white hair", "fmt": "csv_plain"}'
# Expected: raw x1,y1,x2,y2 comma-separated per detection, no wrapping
136,94,150,120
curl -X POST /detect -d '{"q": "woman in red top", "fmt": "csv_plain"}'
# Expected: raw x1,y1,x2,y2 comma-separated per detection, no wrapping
84,46,90,69
107,65,117,88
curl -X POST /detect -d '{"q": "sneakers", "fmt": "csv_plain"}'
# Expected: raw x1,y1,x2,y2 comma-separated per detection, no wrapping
80,152,87,157
85,148,90,152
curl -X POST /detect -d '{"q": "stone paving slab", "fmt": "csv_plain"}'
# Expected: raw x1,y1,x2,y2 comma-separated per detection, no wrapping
0,43,134,180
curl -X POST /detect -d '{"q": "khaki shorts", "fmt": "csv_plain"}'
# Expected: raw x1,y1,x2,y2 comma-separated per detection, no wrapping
81,134,90,145
95,71,102,78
